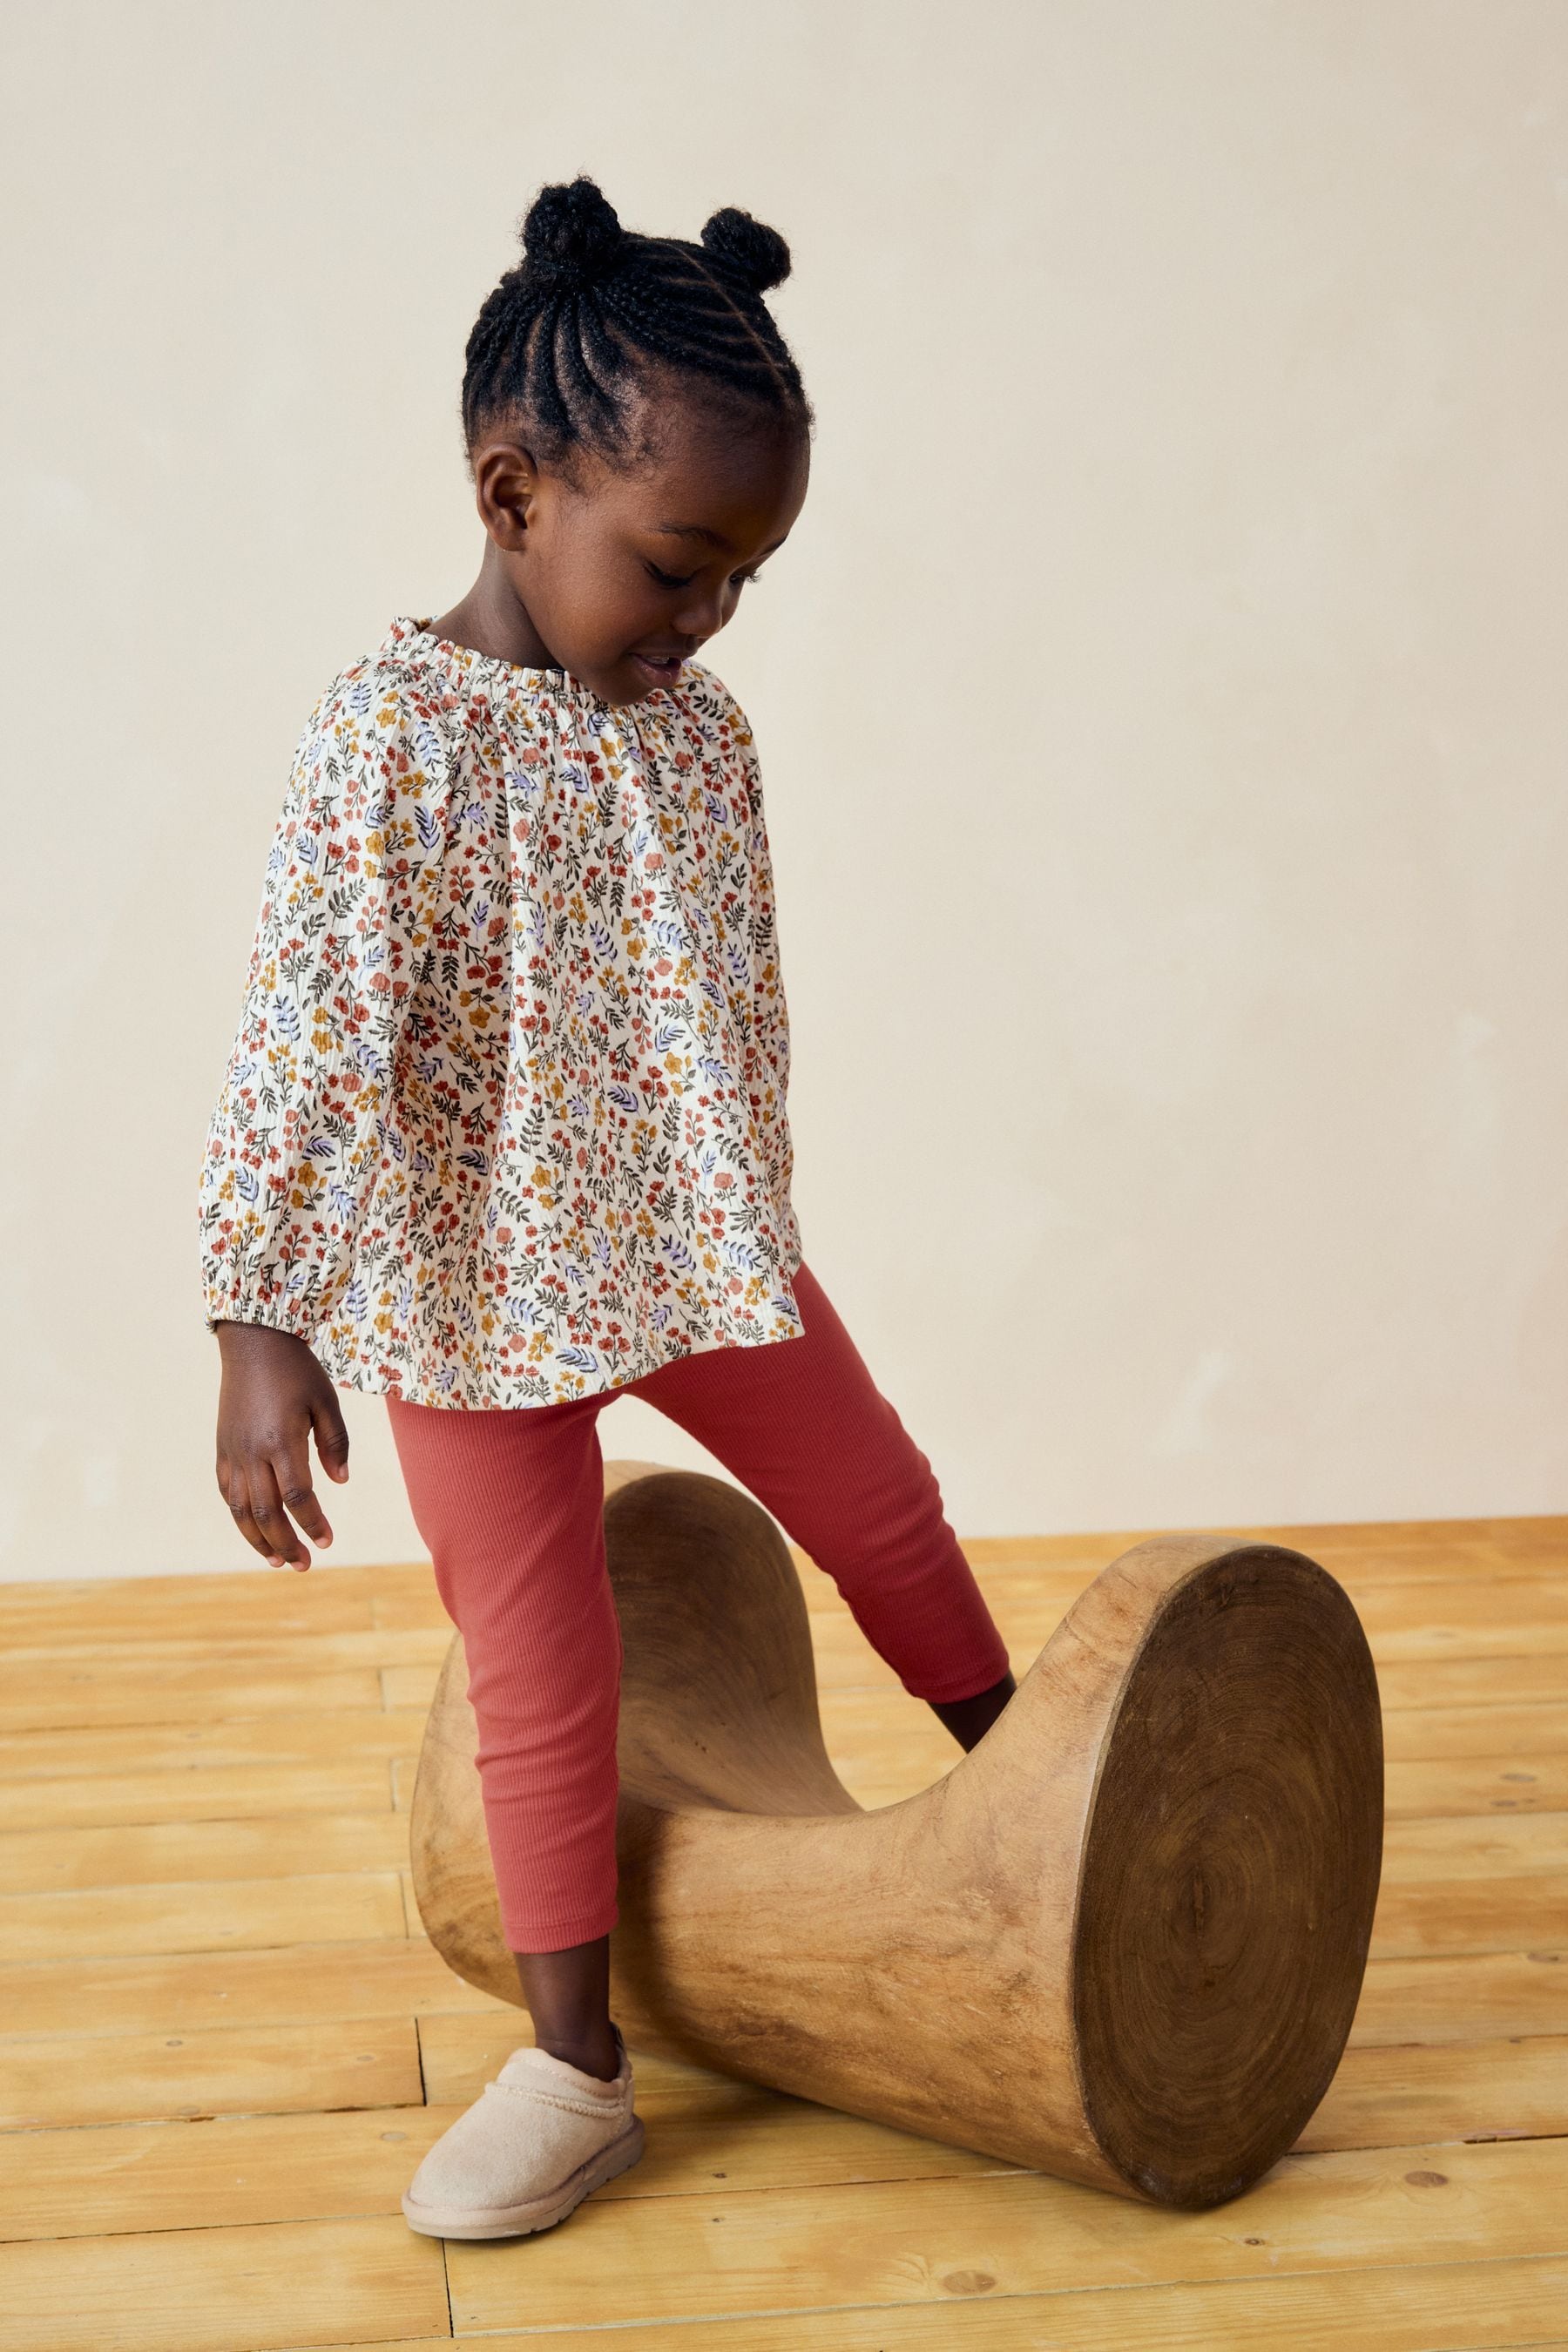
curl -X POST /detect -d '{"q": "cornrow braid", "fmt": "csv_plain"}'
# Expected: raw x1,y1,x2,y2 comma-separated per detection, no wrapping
460,176,813,468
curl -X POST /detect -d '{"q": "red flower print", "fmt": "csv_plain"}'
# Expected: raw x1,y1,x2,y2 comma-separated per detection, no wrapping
197,618,803,1404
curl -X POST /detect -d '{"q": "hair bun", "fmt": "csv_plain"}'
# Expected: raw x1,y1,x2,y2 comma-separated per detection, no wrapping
700,206,791,293
520,176,625,292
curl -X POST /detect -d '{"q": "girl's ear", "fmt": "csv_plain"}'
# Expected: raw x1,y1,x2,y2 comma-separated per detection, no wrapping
472,439,539,552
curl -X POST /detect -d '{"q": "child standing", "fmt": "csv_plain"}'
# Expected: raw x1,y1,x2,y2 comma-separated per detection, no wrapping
199,177,1015,2242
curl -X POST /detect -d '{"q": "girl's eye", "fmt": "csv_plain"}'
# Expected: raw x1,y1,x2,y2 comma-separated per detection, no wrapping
644,561,765,590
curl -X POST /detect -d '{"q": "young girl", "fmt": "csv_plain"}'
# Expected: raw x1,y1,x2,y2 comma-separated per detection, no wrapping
199,176,1016,2243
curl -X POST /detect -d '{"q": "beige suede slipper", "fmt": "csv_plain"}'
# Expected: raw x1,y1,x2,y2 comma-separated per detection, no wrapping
402,2027,643,2240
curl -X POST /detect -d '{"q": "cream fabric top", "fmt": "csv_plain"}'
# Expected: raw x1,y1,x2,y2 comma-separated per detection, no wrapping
198,617,804,1408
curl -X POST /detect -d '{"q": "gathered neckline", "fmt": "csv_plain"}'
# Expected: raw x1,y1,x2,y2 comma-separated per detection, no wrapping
385,615,688,709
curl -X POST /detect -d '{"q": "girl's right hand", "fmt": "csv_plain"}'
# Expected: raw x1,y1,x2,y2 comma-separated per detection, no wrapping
213,1323,351,1571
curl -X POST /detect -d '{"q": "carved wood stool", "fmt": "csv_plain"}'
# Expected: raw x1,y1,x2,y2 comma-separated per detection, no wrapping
409,1460,1382,2209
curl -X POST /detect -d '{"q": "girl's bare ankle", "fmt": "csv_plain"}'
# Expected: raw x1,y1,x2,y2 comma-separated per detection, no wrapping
537,2027,619,2082
512,1933,618,2079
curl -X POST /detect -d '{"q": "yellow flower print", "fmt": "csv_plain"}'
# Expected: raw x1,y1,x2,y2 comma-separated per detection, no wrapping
197,623,805,1407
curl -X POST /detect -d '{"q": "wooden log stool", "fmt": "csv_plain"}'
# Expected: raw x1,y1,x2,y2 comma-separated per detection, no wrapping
409,1460,1383,2210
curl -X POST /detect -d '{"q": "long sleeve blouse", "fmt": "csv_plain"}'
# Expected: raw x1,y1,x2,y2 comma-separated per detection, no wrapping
197,616,805,1409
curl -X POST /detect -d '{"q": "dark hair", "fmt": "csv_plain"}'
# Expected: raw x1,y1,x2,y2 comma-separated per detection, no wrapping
460,176,813,470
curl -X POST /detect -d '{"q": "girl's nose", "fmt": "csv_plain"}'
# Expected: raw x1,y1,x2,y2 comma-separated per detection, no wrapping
674,584,734,641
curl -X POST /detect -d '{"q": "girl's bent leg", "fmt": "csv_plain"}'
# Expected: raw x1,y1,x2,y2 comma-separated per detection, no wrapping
627,1261,1013,1710
384,1393,623,1979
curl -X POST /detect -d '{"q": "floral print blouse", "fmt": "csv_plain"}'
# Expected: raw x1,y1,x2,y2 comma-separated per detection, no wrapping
198,617,805,1409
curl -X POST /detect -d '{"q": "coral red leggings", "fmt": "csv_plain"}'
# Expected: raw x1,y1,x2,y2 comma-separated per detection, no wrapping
385,1260,1010,1952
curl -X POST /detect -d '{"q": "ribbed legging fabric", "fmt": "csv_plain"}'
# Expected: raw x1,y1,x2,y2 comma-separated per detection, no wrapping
385,1259,1010,1952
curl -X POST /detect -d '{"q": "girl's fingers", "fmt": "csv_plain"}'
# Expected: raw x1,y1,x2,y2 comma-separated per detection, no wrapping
223,1461,283,1567
243,1456,312,1571
217,1454,260,1560
312,1395,351,1484
274,1432,334,1550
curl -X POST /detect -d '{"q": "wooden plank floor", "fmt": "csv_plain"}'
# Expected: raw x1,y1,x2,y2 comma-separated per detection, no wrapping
1,1511,1565,2349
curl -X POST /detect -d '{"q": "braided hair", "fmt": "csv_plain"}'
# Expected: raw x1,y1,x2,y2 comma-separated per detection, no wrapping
460,176,813,472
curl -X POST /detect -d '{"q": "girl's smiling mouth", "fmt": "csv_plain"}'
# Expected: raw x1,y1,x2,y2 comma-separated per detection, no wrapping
631,649,687,685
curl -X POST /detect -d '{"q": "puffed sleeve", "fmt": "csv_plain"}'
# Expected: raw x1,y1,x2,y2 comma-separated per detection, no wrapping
197,663,453,1340
730,698,804,1274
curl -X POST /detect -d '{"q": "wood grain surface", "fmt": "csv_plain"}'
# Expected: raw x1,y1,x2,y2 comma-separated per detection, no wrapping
1,1505,1563,2345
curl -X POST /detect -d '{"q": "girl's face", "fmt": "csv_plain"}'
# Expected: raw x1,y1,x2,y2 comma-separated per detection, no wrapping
471,389,810,706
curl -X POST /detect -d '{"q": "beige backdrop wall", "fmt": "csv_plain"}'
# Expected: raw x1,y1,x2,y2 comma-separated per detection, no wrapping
3,1,1564,1579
